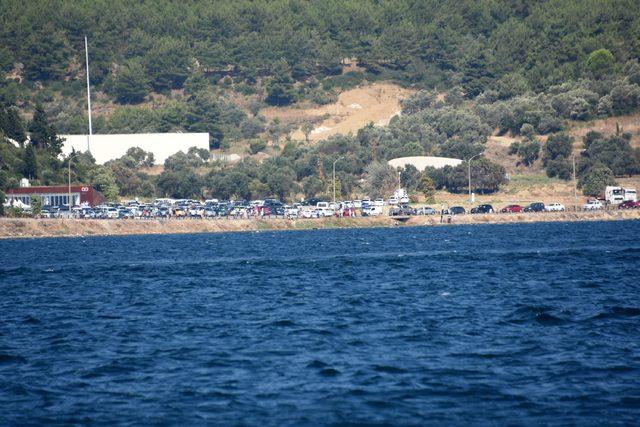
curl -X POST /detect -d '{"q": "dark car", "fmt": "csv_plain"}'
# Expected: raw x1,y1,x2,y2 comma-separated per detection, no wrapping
501,204,522,213
301,198,324,207
523,202,545,212
470,204,494,214
618,200,640,209
389,204,415,216
448,206,466,215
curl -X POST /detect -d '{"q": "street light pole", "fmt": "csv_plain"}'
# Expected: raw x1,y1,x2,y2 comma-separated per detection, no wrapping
68,153,80,218
333,157,343,204
572,154,577,209
468,153,481,204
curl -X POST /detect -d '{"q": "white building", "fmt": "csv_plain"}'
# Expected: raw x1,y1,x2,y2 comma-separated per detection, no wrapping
60,133,210,165
388,156,463,171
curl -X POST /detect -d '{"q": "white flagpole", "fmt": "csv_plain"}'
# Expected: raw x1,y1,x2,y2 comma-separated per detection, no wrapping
84,36,93,153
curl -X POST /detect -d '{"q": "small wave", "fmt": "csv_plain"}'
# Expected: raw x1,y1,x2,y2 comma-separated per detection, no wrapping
23,315,42,325
535,312,569,326
503,306,570,326
0,353,27,364
266,319,296,328
591,306,640,320
373,364,406,374
319,368,340,377
307,360,327,369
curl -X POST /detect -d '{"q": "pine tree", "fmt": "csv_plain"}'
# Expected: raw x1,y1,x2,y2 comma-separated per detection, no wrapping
23,143,38,179
265,59,296,106
113,59,151,104
185,91,224,149
419,173,436,203
0,106,7,135
29,104,51,149
4,107,26,144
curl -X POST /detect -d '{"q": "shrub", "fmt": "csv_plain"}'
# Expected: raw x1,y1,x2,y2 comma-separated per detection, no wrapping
248,139,267,155
578,165,616,196
545,158,573,180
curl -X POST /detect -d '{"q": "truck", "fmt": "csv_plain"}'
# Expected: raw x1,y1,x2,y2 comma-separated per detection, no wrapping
624,188,637,202
393,188,410,203
605,186,637,205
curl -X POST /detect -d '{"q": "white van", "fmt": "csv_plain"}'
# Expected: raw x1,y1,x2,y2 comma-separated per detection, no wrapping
316,201,330,209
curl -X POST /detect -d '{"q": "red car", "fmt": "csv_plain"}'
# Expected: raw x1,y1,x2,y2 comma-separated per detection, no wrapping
618,200,640,209
501,204,522,213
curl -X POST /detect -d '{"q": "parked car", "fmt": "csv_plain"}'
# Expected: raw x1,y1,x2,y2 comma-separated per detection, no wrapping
500,204,522,213
388,197,399,205
618,200,640,209
545,203,565,212
105,207,119,218
362,206,383,216
315,208,334,217
583,200,604,210
302,209,319,219
470,204,494,214
416,207,436,215
285,206,300,218
373,198,385,206
389,204,414,216
448,206,466,215
523,202,545,212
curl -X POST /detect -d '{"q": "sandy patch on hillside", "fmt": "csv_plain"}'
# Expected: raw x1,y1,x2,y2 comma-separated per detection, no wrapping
261,82,413,142
567,113,640,148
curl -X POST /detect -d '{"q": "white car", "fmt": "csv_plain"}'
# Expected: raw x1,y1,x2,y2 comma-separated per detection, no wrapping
316,208,335,217
106,207,119,218
545,203,565,212
362,206,383,216
388,197,399,205
301,209,317,219
374,198,385,206
284,207,300,218
583,200,604,210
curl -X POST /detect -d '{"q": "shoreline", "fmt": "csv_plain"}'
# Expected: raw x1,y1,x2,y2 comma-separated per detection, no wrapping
1,210,639,239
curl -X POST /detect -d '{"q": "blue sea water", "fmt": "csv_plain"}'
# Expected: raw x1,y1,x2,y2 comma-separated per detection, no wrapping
1,221,640,425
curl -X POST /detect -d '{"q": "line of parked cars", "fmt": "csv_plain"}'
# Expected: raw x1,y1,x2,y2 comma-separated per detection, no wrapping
388,200,597,217
37,194,639,221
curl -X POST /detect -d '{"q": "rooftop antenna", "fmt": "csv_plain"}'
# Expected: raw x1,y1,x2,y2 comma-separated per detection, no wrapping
84,35,93,153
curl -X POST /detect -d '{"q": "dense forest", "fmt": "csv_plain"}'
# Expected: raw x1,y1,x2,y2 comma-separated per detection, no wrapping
1,0,640,207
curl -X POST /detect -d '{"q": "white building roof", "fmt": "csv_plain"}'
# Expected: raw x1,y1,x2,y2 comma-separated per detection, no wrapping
60,133,209,165
388,156,463,171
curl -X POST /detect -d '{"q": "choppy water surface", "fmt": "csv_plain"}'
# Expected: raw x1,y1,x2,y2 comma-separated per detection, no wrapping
1,221,640,425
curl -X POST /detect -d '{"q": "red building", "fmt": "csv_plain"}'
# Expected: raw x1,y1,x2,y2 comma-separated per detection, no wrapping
5,185,107,207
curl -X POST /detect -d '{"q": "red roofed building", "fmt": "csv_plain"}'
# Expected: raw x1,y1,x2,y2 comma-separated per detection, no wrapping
5,185,106,207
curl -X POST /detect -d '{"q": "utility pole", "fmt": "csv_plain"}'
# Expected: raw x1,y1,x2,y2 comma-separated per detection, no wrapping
332,157,343,204
67,153,80,218
572,154,577,209
468,153,481,204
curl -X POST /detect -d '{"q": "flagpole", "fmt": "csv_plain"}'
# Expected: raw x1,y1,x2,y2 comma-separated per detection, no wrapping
85,36,93,153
